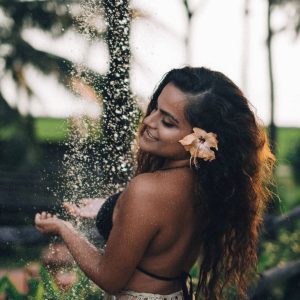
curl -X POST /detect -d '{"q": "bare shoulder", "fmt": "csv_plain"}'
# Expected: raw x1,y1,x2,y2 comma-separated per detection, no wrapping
118,173,164,209
122,170,194,207
126,173,161,196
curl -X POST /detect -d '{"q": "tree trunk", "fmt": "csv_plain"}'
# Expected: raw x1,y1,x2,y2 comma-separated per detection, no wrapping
267,0,276,155
241,0,250,93
249,259,300,299
183,0,193,64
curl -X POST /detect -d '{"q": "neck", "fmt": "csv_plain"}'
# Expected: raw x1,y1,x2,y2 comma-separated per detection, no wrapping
161,159,190,170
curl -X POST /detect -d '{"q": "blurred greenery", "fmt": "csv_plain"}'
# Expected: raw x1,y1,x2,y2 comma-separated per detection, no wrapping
277,127,300,163
288,139,300,185
0,117,67,142
0,246,44,269
34,118,68,142
259,227,300,272
0,266,103,300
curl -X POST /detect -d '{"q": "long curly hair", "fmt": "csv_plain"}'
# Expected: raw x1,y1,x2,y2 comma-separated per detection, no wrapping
134,67,275,300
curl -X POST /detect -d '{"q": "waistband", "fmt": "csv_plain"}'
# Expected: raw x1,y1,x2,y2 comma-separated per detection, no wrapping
113,289,184,300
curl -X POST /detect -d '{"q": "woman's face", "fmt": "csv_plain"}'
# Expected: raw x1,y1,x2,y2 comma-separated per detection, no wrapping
139,83,193,160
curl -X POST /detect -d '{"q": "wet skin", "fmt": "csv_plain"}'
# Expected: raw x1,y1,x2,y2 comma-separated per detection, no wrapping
35,83,200,294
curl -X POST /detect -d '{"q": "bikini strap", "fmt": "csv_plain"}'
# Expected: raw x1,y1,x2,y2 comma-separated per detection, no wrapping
136,267,193,300
136,266,181,281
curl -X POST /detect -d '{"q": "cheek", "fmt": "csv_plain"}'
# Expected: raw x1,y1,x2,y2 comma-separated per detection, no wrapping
159,127,181,142
159,130,189,157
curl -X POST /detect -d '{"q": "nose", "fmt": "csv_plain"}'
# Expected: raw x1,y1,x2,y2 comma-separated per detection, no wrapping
143,110,158,129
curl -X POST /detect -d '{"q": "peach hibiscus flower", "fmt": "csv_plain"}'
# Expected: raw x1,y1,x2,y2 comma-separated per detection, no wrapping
178,127,218,165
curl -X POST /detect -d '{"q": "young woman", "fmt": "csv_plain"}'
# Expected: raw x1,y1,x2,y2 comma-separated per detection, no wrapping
35,67,275,300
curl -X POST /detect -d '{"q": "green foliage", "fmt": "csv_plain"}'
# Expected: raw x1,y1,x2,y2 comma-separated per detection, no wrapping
287,139,300,185
277,177,300,213
0,276,25,300
0,266,103,300
277,127,300,163
259,228,300,272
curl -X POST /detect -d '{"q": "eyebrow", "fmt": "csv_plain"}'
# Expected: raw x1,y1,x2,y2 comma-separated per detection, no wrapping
159,108,179,124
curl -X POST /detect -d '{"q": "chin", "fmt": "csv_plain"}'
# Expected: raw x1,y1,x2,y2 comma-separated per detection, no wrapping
138,138,153,153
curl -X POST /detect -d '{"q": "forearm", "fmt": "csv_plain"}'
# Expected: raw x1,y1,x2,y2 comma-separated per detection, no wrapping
59,222,105,287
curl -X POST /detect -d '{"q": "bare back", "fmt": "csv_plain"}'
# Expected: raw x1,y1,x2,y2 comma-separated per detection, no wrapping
112,168,201,294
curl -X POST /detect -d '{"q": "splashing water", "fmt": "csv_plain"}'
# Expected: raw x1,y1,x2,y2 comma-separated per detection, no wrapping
59,0,140,204
44,1,141,292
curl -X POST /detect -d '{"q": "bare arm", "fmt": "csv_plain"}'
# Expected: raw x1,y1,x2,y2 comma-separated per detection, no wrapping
35,213,105,282
35,174,161,294
58,221,106,281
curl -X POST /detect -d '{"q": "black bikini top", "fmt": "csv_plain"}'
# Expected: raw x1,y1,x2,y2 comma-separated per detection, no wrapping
95,191,122,241
95,191,193,300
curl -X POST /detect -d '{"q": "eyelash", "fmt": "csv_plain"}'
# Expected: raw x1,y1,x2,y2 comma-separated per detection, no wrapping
151,107,174,128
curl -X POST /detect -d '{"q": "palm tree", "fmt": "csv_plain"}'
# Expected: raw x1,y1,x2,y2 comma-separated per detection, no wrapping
0,0,141,186
0,0,89,169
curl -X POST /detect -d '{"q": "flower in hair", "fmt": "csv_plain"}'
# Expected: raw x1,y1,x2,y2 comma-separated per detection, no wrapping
178,127,218,166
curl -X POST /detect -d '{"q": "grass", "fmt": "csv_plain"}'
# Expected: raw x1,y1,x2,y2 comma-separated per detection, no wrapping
34,118,68,142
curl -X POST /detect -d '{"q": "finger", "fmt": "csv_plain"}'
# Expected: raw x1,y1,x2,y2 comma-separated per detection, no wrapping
63,202,70,208
41,212,47,219
64,203,77,213
73,207,81,216
64,202,75,208
63,203,73,212
35,213,41,224
79,199,90,205
47,213,52,219
68,207,78,217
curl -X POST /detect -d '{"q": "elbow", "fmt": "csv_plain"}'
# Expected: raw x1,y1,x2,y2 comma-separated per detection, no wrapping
93,265,129,295
95,277,125,295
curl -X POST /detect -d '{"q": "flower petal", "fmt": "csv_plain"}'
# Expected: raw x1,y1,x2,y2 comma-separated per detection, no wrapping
179,127,218,163
205,133,218,149
178,133,197,145
194,143,216,161
193,127,207,139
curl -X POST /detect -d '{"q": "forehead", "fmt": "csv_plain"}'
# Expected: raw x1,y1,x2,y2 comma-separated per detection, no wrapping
157,83,189,124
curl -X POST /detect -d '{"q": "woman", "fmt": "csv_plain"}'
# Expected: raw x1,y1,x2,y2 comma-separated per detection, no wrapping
35,66,275,300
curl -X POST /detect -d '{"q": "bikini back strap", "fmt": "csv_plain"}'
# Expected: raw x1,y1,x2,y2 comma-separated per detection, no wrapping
136,267,193,300
136,266,181,281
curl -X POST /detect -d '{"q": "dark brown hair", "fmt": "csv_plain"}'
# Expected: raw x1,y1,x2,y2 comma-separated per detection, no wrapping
134,66,275,300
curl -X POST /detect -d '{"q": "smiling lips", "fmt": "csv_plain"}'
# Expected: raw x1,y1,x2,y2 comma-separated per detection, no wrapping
145,129,158,140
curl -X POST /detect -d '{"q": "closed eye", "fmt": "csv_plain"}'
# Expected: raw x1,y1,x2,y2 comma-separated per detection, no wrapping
161,120,175,128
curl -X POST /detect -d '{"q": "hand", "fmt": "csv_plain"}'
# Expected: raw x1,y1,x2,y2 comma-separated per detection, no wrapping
63,198,106,219
35,212,68,235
